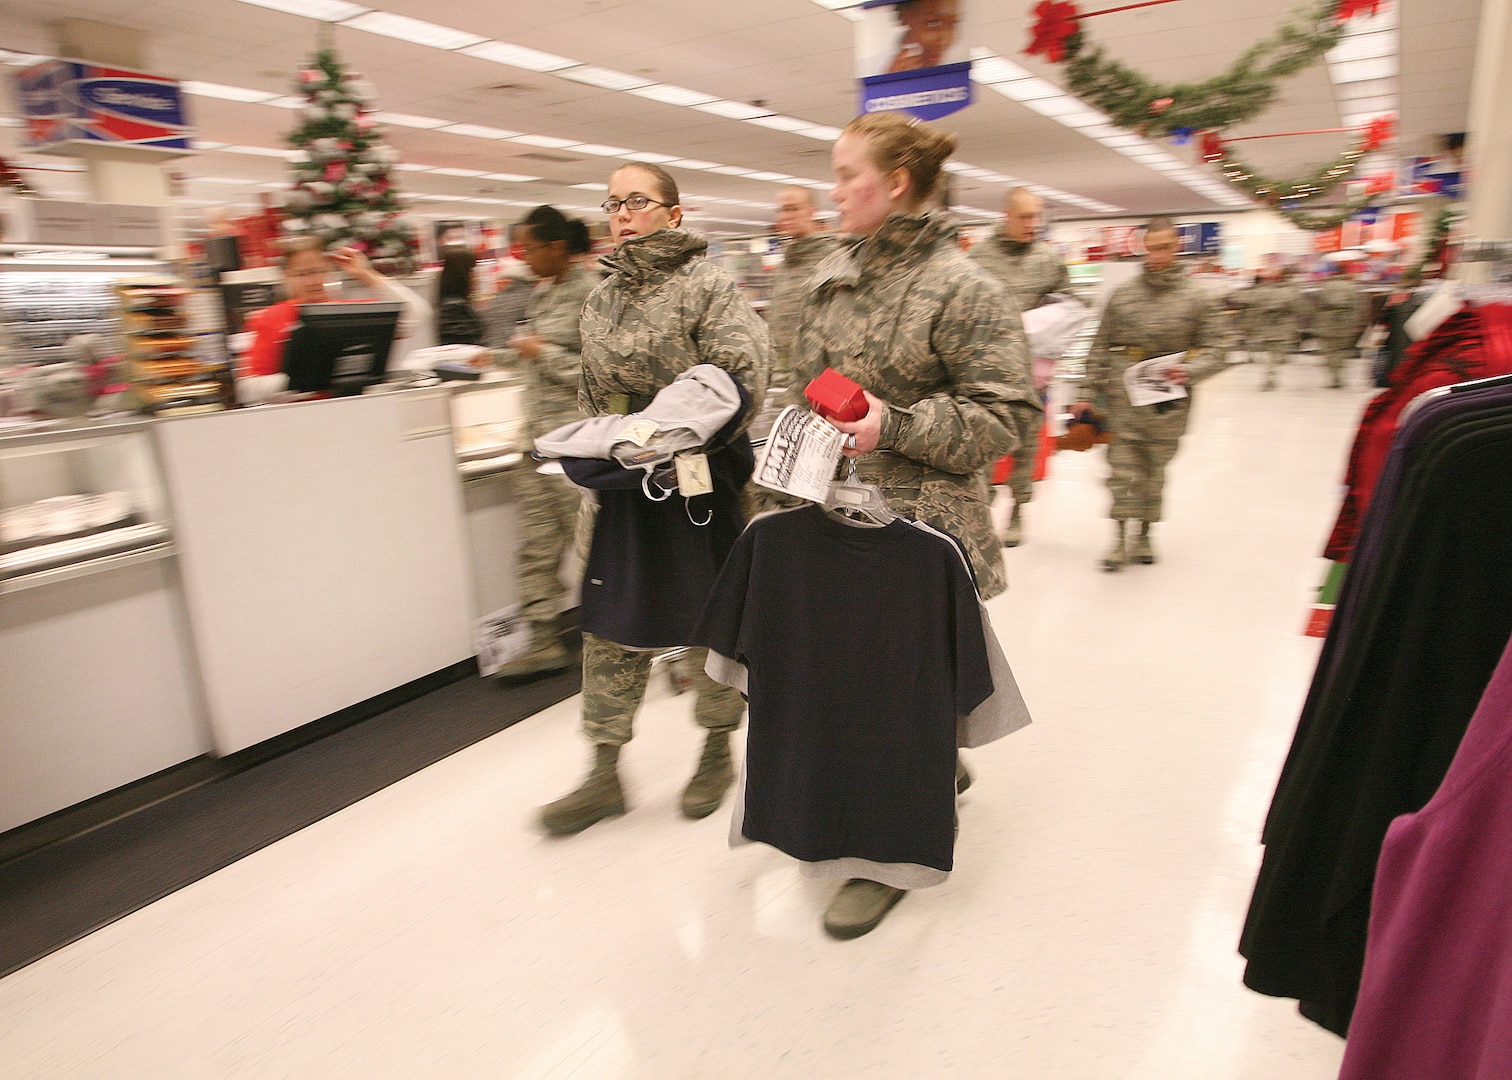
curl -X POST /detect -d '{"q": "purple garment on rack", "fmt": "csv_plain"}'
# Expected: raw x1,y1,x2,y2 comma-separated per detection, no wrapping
1338,628,1512,1080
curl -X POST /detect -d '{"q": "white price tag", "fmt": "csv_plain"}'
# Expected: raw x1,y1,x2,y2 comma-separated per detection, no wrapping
473,603,532,677
619,418,659,447
675,452,713,497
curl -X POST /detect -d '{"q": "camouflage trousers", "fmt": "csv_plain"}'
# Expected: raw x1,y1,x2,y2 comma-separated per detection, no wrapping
1250,345,1291,374
1318,337,1355,377
513,464,581,627
1106,435,1181,523
1003,404,1043,505
581,633,746,746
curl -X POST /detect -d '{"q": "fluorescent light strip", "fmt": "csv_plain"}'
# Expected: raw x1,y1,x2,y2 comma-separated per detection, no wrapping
556,66,654,91
441,124,520,140
457,40,577,72
342,11,486,50
630,84,718,107
373,112,450,129
235,0,371,19
183,80,279,103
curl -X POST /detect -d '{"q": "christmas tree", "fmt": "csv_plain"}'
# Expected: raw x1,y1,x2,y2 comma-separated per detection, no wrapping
282,47,419,275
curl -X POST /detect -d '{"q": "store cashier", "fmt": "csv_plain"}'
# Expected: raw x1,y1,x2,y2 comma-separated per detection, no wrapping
243,239,431,379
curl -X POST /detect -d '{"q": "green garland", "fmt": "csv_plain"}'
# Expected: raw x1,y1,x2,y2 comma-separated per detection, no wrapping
1059,0,1347,139
1213,143,1373,231
1413,204,1461,277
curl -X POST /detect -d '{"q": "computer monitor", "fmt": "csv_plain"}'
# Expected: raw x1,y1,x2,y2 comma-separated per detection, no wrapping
282,301,402,397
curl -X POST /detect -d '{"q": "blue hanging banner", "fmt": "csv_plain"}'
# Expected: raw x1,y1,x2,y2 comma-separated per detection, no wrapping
855,0,973,122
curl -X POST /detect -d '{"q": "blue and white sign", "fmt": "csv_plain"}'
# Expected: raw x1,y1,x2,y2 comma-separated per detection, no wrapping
14,60,192,155
856,0,973,122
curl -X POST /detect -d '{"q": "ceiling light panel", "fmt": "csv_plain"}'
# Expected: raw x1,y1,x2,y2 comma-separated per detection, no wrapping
341,11,487,50
555,66,654,90
182,81,278,103
441,124,521,140
457,40,577,71
510,134,581,149
744,115,815,133
668,159,719,170
572,144,634,157
430,167,489,177
695,100,775,120
1329,55,1398,82
223,145,291,158
372,111,449,129
990,78,1062,103
482,172,541,183
630,84,719,107
709,166,759,177
234,0,371,19
1328,30,1398,63
622,151,679,164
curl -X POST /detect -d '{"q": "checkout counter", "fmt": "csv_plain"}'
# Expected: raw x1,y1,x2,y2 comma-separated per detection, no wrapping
0,375,544,835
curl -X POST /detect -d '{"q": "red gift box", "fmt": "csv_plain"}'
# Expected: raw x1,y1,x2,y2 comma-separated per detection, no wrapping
805,368,869,423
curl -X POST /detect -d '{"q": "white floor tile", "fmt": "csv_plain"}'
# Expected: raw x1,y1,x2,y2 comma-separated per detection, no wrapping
0,359,1370,1078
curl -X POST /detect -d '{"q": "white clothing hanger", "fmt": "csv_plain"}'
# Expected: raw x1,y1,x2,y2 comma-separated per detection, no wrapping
824,458,895,526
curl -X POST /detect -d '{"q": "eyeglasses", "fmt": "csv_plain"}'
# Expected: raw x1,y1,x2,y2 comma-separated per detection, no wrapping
602,195,674,215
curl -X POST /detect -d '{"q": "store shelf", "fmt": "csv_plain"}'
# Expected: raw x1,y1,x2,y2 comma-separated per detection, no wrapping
0,528,174,595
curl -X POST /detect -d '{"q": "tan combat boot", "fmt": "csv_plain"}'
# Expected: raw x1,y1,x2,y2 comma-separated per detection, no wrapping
539,743,626,835
681,730,734,819
1130,520,1156,565
824,879,907,939
493,622,572,682
1102,520,1128,572
1002,504,1023,548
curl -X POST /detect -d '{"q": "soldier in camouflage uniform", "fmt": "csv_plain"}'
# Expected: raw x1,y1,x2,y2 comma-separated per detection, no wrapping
1075,218,1224,570
787,113,1036,939
538,164,770,838
492,206,597,681
1233,266,1304,391
766,187,840,385
1313,265,1370,388
969,187,1071,547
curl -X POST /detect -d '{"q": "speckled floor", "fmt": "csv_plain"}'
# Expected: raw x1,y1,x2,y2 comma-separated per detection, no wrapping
0,357,1364,1078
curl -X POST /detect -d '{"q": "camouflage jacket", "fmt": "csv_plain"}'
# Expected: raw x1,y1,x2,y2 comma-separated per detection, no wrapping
787,212,1038,599
766,233,841,379
580,229,770,425
1083,265,1224,440
1233,281,1304,345
1313,276,1370,341
969,235,1071,314
506,265,595,438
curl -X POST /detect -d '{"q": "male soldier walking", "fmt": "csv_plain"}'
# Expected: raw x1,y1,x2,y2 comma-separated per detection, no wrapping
1313,263,1370,388
766,187,840,384
1075,217,1224,570
1234,264,1304,391
970,187,1071,547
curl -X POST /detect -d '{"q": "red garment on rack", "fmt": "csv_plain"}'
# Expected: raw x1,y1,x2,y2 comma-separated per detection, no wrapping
1323,303,1512,562
1338,630,1512,1080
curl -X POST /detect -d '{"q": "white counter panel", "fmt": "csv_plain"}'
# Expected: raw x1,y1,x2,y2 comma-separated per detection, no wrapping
0,559,210,833
156,390,475,754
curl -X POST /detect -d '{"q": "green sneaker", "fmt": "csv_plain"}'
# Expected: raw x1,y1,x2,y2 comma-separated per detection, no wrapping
823,879,907,939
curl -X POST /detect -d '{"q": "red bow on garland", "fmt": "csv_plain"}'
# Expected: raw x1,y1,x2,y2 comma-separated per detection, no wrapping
1199,130,1226,162
1361,115,1395,152
1364,173,1394,197
1336,0,1382,20
1026,1,1081,63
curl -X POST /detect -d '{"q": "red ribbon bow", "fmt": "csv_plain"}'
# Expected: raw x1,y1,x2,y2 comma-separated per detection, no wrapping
1199,130,1226,162
1361,115,1395,152
1336,0,1383,21
1026,1,1082,63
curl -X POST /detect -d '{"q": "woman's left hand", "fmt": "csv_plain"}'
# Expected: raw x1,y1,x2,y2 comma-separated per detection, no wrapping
830,389,887,457
511,333,544,361
330,246,382,287
1165,364,1190,386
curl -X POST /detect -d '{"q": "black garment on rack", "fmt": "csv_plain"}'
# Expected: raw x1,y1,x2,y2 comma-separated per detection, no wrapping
690,505,993,872
1241,378,1512,1036
560,381,753,650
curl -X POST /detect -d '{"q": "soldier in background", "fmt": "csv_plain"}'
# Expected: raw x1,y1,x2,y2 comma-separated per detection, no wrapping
1234,264,1304,391
1074,217,1224,571
1313,263,1370,388
969,186,1070,547
491,206,597,680
766,187,839,384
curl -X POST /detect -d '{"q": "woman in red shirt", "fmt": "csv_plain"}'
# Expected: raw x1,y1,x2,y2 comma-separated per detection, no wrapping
243,241,428,379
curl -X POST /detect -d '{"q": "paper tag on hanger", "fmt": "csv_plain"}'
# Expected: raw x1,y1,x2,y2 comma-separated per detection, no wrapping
620,418,659,446
675,452,713,497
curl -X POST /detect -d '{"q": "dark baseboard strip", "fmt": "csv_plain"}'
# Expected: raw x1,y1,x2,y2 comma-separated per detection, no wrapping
0,649,580,980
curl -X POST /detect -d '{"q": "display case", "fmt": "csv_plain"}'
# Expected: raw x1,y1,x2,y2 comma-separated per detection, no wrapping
0,246,168,367
0,417,173,593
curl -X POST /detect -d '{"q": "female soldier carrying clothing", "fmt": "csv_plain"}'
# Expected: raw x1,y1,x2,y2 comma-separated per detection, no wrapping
536,164,771,837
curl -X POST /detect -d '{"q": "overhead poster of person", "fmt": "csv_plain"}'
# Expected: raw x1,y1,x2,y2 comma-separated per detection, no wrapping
856,0,973,122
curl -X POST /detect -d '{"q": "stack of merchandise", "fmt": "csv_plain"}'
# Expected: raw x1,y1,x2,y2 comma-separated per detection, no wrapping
117,277,233,415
